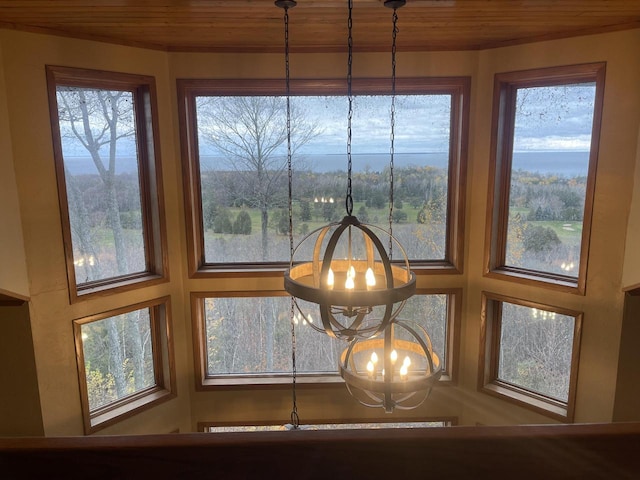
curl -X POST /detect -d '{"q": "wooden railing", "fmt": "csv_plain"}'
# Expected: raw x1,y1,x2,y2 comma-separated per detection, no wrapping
1,422,639,479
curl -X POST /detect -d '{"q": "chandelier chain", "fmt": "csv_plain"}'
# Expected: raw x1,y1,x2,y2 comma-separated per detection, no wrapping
388,7,399,258
346,0,354,216
282,3,299,430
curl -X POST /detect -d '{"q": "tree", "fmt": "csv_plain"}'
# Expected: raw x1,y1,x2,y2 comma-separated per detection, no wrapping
233,210,252,235
198,96,319,261
299,200,312,222
213,209,233,234
392,209,408,223
357,205,369,223
523,225,562,253
57,87,147,401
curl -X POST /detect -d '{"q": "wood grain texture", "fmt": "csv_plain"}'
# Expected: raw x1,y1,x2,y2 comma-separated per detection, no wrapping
0,1,639,52
1,422,640,479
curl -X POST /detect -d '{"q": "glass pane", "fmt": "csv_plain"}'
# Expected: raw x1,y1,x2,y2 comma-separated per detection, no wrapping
195,94,451,264
505,83,596,276
56,87,147,284
207,421,447,432
81,308,156,411
204,294,448,377
498,302,575,402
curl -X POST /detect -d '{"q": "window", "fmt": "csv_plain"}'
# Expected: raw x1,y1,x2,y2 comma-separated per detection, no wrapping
200,418,455,432
179,78,468,275
192,290,458,387
479,292,582,421
46,66,168,301
73,297,175,434
485,63,605,293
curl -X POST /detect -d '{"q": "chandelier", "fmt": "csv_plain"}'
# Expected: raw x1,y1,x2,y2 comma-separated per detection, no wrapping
283,0,416,341
340,319,442,412
278,0,441,413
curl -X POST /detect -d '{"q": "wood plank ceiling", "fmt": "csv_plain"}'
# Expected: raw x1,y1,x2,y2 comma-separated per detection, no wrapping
0,1,639,53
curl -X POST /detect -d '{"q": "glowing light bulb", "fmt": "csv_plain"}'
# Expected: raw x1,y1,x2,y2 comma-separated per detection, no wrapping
403,356,411,368
307,314,313,324
345,275,355,289
327,268,334,289
400,364,408,380
366,361,375,378
390,349,398,364
347,265,355,279
370,352,378,365
365,267,376,289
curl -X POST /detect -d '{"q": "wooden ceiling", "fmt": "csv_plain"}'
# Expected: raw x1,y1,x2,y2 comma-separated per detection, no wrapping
0,1,639,53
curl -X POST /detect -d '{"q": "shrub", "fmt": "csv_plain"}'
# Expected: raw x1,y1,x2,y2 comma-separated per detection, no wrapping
392,210,408,224
213,209,233,234
357,205,369,223
523,225,561,252
233,210,252,235
299,200,312,222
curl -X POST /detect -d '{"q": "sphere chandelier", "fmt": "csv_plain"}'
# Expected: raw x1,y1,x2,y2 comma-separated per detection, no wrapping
340,319,442,412
283,0,416,341
278,0,441,413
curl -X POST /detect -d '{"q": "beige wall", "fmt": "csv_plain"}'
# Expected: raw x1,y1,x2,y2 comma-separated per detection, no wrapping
0,42,29,301
0,304,43,436
0,30,192,436
0,26,638,435
622,127,640,290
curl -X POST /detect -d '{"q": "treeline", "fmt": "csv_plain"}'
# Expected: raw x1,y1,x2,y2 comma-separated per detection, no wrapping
510,170,586,222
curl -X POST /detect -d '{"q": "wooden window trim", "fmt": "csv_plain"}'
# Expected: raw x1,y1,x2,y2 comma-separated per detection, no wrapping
478,292,583,422
73,296,176,434
191,289,459,389
177,77,469,277
484,63,606,295
46,65,169,303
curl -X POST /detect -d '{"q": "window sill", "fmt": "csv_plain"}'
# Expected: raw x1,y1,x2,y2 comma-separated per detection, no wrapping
480,381,571,422
485,267,581,295
73,273,168,303
87,386,176,434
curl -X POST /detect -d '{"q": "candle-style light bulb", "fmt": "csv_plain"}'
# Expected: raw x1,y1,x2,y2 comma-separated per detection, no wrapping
366,361,375,378
400,364,408,380
345,275,355,289
365,267,376,289
370,352,378,365
327,268,334,289
390,349,398,364
403,356,411,368
347,265,355,279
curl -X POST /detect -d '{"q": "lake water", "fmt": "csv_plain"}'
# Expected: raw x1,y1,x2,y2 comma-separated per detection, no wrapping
64,150,590,178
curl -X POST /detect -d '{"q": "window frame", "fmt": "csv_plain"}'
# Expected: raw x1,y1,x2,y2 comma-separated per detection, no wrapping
73,296,176,434
191,288,460,389
46,65,169,303
478,291,583,421
178,77,469,277
484,63,606,294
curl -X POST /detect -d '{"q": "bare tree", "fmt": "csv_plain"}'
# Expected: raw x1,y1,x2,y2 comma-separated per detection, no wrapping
197,96,319,260
57,87,146,399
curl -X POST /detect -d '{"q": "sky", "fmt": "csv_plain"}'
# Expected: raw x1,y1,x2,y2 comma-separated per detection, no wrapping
60,83,597,176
